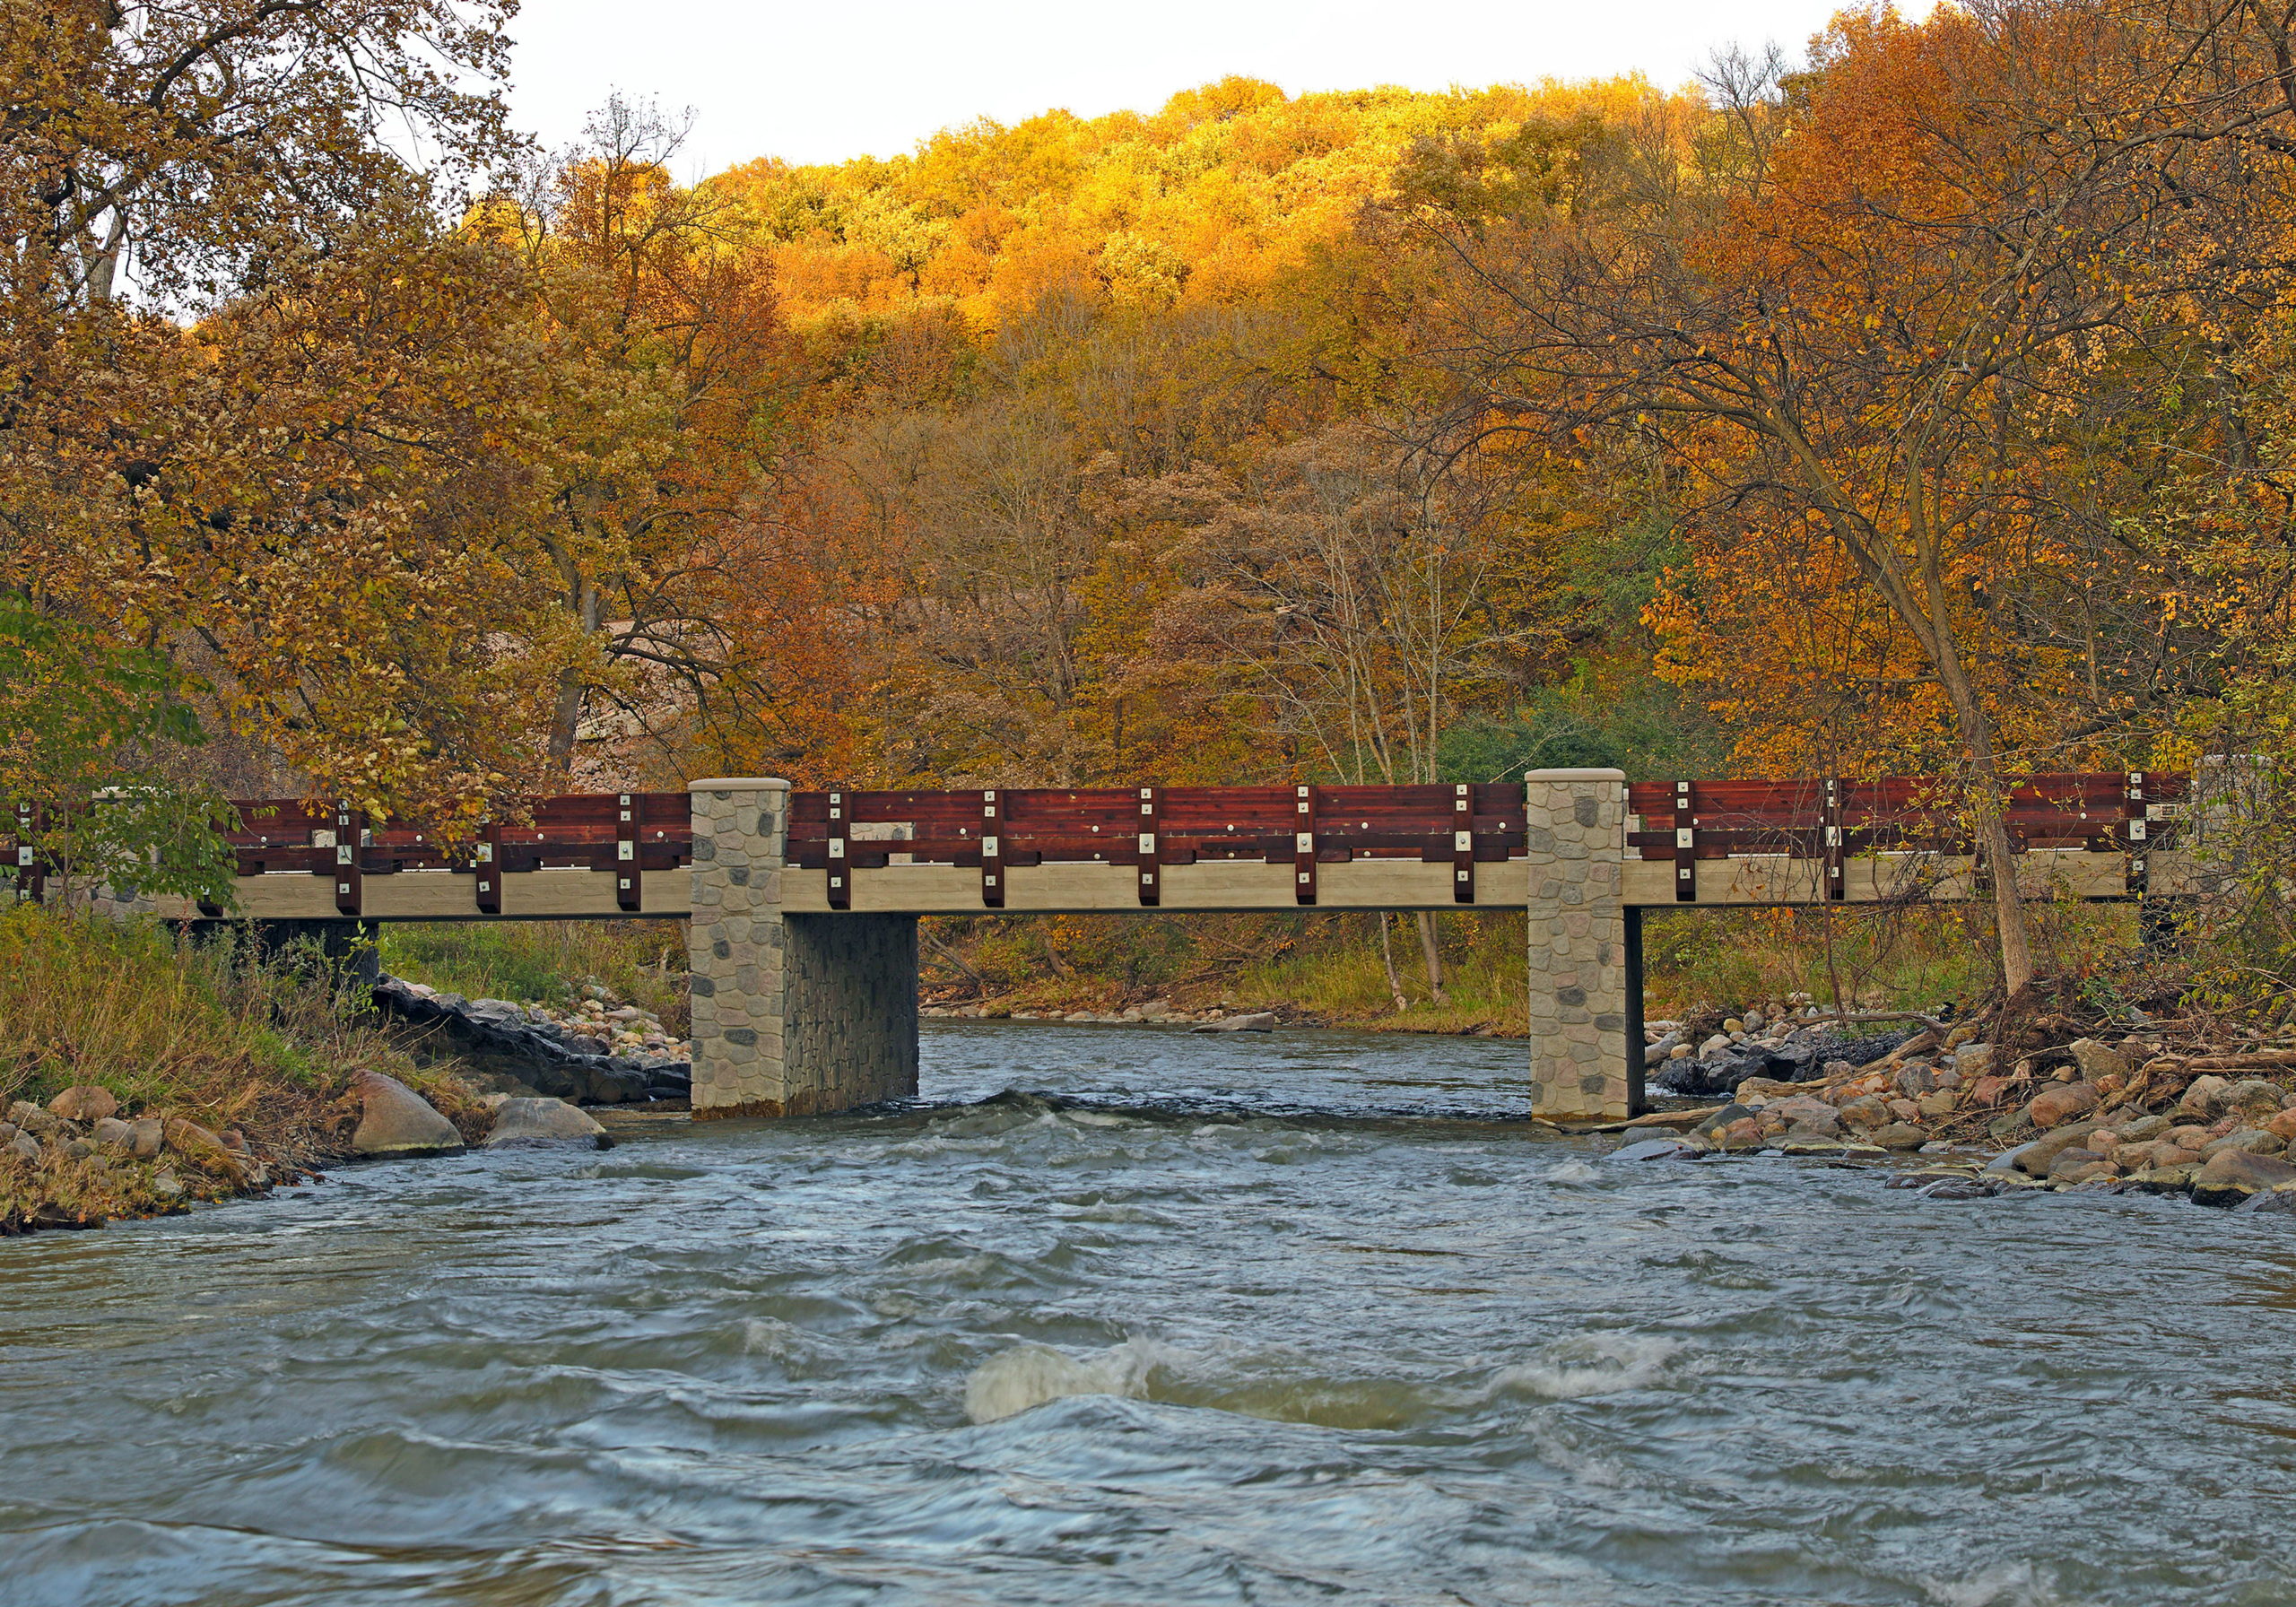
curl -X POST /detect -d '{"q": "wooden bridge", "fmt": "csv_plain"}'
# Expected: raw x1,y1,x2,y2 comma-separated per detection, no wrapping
51,769,2206,1122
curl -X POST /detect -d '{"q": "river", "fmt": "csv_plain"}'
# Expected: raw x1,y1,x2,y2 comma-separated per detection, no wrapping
4,1022,2295,1605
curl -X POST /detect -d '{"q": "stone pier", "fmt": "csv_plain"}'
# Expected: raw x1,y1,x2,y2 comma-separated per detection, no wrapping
1526,768,1639,1122
686,777,918,1118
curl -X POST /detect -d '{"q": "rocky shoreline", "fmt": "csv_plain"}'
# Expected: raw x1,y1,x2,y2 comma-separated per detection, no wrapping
373,975,692,1104
0,1072,614,1235
1607,999,2296,1211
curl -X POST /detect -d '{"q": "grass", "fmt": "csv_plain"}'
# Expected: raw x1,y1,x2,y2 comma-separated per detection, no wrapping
378,919,688,1033
0,904,453,1228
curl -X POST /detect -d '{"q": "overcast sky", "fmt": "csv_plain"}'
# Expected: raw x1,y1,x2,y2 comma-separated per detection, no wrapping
505,0,1867,174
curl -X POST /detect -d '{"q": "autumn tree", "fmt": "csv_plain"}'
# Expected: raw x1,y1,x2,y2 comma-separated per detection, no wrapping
1382,1,2296,995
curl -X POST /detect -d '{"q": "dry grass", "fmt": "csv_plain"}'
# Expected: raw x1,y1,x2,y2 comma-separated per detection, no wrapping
0,905,430,1164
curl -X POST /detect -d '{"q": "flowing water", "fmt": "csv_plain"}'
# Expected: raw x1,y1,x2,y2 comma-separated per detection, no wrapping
5,1022,2296,1606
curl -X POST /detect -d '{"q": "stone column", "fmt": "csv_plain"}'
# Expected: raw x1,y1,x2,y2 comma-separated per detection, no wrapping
1526,768,1635,1122
687,777,918,1119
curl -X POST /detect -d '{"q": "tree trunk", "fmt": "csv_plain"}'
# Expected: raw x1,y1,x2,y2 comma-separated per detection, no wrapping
1375,913,1408,1012
1413,910,1449,1004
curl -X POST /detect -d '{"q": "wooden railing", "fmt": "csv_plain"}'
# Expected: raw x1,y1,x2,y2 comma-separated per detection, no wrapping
13,772,2194,919
1624,771,2188,901
204,793,692,917
786,784,1531,908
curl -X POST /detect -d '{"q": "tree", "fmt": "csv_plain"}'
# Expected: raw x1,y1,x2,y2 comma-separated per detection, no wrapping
1381,1,2296,996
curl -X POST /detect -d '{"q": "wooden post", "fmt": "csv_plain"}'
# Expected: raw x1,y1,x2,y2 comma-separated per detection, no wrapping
1293,784,1318,905
615,792,641,912
1451,783,1475,903
1136,786,1162,906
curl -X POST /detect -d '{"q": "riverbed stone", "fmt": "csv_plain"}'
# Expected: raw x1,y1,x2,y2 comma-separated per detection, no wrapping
350,1071,465,1158
1917,1090,1958,1120
2203,1127,2284,1160
47,1085,117,1123
2067,1039,2132,1082
8,1131,38,1164
2028,1081,2100,1129
2046,1147,2115,1183
1606,1138,1694,1162
1198,1012,1278,1033
483,1098,613,1150
2013,1122,2102,1176
2225,1080,2286,1121
2118,1114,2172,1142
2180,1075,2232,1118
1874,1122,1930,1151
2191,1149,2296,1207
91,1116,133,1151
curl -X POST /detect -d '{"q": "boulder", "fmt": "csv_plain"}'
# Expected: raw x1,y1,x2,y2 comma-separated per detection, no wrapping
1917,1091,1959,1120
2118,1114,2172,1142
2067,1039,2133,1082
8,1130,38,1164
1196,1012,1278,1033
2225,1080,2286,1122
2013,1122,2103,1177
2191,1149,2296,1207
2027,1081,2100,1130
125,1116,163,1158
1918,1175,1995,1200
483,1098,613,1150
2130,1162,2201,1194
47,1085,117,1123
1709,1118,1765,1151
349,1072,465,1158
2202,1127,2285,1160
1770,1095,1841,1135
2180,1075,2232,1119
2047,1147,2117,1183
1874,1123,1930,1151
1969,1074,2011,1108
9,1101,60,1139
2234,1188,2296,1216
2266,1108,2296,1142
1954,1044,1995,1077
91,1116,133,1151
1887,1098,1924,1124
1838,1096,1892,1131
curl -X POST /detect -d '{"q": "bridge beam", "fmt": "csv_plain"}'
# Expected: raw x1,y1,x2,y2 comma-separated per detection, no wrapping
1526,769,1638,1122
687,777,918,1119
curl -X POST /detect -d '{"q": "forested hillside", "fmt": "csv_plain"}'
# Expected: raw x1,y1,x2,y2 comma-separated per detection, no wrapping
13,0,2296,1015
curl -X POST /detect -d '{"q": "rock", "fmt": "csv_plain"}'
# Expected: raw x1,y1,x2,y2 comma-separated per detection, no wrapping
2027,1081,2100,1130
2013,1122,2102,1177
1606,1138,1695,1161
91,1116,133,1151
2233,1188,2296,1216
10,1101,60,1138
1770,1095,1841,1135
2266,1108,2296,1142
1874,1123,1930,1151
1918,1175,1996,1200
47,1085,117,1123
2192,1149,2296,1207
1642,1031,1683,1067
1886,1098,1923,1124
2067,1038,2133,1082
2046,1147,2115,1182
1969,1075,2011,1108
1693,1103,1754,1134
2180,1075,2232,1118
2118,1114,2172,1142
8,1131,38,1164
1838,1096,1892,1131
2225,1079,2286,1121
2128,1163,2200,1193
349,1072,465,1157
1917,1091,1959,1120
1195,1012,1278,1033
1893,1064,1938,1098
1709,1118,1765,1151
1954,1044,1994,1077
2203,1127,2284,1160
483,1098,613,1150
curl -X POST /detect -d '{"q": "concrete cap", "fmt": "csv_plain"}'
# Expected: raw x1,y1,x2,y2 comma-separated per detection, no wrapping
687,777,792,791
1525,768,1628,781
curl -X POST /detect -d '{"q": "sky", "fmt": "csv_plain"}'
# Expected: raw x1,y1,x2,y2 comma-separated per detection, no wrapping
505,0,1862,175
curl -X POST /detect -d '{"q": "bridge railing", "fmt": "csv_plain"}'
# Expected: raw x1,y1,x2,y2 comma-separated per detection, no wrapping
190,792,692,917
1626,771,2189,901
786,784,1530,908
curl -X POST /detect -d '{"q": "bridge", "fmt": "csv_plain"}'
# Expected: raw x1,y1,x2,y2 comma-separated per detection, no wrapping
51,769,2202,1122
